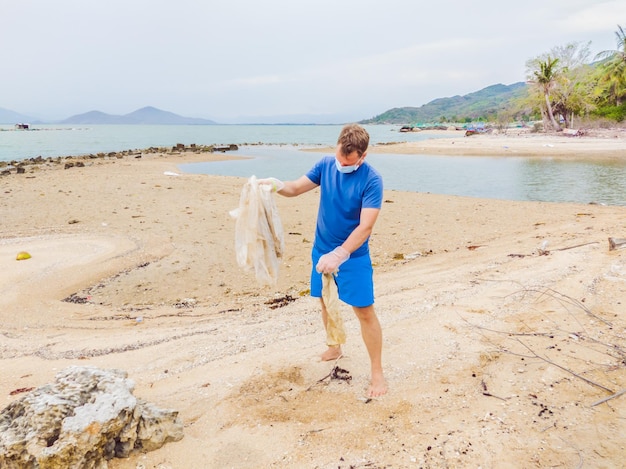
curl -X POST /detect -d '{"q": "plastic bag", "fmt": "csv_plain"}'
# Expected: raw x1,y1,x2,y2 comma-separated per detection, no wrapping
322,273,346,346
229,176,285,285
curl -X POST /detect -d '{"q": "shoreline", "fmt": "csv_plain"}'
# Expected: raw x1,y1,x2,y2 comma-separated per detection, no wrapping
2,127,626,169
1,132,625,468
318,129,626,158
374,131,626,158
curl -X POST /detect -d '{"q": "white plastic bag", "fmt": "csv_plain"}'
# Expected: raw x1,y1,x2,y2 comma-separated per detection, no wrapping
230,176,285,285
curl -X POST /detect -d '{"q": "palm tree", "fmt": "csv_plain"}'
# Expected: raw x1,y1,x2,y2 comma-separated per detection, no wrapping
595,25,626,106
531,57,561,131
546,42,595,128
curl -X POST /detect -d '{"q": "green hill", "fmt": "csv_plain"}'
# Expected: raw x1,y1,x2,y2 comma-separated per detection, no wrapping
360,82,527,125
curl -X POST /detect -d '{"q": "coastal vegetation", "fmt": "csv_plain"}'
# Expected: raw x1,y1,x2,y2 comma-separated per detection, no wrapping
362,25,626,130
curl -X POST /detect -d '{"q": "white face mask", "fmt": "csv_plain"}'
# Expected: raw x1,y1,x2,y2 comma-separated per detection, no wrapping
335,156,362,174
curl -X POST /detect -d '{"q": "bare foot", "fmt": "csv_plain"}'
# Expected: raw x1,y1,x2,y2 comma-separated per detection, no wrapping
320,345,342,361
367,371,388,398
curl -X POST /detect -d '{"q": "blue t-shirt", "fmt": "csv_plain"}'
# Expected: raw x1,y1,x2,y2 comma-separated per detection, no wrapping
306,156,383,257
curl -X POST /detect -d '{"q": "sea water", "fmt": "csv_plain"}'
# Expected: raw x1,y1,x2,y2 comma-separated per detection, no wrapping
1,124,625,205
0,124,421,161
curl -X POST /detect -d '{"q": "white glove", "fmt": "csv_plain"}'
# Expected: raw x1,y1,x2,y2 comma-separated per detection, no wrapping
316,246,350,274
258,177,285,192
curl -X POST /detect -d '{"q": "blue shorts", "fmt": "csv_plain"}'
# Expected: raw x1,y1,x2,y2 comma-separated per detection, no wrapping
310,248,375,307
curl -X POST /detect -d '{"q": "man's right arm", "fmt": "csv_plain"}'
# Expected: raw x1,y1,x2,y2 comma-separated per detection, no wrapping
276,175,318,197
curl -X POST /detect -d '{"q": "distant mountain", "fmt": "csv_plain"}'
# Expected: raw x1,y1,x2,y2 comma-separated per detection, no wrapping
62,110,122,125
360,82,528,125
0,107,40,124
3,83,529,126
61,106,217,125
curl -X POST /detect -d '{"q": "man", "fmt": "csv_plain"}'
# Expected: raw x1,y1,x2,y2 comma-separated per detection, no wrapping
262,124,387,398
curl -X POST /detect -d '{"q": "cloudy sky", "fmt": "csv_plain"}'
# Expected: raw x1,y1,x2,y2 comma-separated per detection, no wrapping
1,0,624,123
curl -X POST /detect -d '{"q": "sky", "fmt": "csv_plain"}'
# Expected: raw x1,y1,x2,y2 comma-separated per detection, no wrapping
1,0,624,123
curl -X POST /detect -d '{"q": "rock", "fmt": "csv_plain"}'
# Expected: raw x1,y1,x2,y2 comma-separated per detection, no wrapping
0,366,184,469
609,237,626,251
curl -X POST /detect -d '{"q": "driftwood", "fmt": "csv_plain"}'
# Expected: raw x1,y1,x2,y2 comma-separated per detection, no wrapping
608,237,626,251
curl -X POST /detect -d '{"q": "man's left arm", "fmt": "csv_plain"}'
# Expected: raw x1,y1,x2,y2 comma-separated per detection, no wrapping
315,208,380,274
340,207,380,254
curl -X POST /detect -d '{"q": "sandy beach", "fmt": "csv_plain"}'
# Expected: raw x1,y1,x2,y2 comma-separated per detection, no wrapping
1,130,625,468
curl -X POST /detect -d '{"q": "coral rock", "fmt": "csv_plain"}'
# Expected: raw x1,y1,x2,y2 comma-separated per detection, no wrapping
0,366,183,468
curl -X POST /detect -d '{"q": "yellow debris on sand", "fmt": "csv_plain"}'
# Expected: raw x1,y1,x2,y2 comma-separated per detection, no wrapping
16,251,31,261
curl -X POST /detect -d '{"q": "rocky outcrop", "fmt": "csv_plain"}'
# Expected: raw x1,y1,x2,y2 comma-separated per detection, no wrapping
1,142,239,175
0,366,183,468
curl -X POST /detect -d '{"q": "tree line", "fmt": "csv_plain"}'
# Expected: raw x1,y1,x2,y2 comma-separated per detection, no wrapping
519,25,626,131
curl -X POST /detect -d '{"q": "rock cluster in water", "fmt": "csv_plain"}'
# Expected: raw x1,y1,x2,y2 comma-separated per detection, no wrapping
0,366,184,468
0,143,239,176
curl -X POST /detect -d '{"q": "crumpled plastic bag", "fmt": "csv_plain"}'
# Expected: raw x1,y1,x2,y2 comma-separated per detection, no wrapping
229,176,285,285
322,273,346,346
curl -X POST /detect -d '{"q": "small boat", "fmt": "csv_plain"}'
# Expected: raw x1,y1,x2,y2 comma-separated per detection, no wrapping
464,123,485,136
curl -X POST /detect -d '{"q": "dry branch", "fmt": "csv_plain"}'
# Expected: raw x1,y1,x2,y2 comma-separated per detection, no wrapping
515,338,614,394
552,241,599,252
591,389,626,407
524,287,613,328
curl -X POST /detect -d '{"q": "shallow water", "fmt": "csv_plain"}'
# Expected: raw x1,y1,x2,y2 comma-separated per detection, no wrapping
182,145,626,206
2,124,625,205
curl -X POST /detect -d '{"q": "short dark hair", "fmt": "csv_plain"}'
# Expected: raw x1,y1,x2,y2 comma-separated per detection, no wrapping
337,124,369,157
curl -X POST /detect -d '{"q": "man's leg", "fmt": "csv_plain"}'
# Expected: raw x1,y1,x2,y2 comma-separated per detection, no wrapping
352,305,387,397
320,298,343,361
